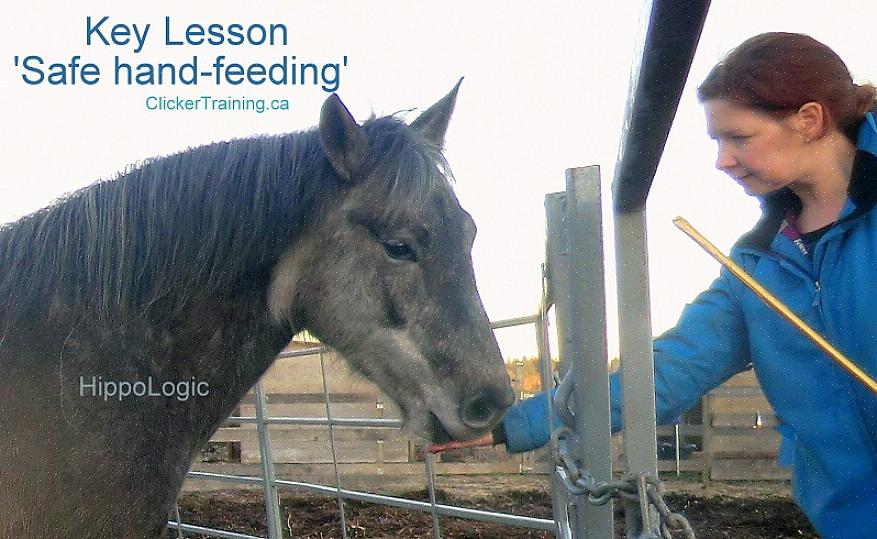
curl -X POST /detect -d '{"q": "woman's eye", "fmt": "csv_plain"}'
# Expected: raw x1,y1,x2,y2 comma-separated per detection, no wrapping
382,240,417,262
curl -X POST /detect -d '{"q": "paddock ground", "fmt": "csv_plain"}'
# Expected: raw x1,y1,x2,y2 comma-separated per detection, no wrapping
176,474,818,538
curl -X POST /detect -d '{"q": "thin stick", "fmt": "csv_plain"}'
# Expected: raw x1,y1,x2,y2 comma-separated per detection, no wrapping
673,216,877,396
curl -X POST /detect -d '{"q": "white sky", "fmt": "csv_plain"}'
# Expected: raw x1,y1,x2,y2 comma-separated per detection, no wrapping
2,1,875,359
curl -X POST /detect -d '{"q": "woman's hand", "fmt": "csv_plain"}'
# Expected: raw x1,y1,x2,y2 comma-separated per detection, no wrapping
425,432,496,453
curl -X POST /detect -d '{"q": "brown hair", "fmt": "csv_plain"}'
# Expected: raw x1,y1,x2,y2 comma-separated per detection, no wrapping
698,32,877,141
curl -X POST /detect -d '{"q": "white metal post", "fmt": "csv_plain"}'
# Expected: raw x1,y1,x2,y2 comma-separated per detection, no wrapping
614,209,659,537
254,382,284,539
545,166,614,539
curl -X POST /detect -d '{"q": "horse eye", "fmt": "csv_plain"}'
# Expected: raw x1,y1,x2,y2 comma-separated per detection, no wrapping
382,240,417,262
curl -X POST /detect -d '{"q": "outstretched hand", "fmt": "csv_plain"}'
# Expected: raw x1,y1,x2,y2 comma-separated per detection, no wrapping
425,432,495,454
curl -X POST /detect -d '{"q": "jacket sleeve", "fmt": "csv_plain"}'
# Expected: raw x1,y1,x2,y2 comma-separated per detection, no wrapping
645,268,752,428
501,390,563,453
502,268,751,454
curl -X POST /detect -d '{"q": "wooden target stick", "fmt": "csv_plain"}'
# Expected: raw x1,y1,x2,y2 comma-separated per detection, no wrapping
673,216,877,396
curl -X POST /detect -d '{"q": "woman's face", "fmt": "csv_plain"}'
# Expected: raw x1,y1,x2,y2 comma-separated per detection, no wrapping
703,99,811,197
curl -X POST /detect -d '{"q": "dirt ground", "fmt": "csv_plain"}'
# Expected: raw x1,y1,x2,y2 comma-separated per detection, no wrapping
174,475,817,538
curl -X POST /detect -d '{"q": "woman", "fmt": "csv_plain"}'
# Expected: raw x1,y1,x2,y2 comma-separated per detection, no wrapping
432,33,877,539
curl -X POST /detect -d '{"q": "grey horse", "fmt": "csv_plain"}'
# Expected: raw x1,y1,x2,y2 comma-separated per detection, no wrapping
0,82,513,538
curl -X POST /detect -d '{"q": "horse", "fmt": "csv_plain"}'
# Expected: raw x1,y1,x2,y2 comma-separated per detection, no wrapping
0,82,514,538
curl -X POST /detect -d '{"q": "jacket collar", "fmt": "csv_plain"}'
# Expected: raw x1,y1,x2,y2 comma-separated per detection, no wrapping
736,112,877,250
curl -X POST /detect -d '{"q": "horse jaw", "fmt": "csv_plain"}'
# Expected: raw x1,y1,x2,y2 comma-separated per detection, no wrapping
352,329,483,443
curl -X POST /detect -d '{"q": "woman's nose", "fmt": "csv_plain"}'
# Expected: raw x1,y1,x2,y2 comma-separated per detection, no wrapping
715,143,736,171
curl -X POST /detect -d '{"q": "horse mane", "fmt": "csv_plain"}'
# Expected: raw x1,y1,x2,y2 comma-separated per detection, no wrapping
0,114,452,328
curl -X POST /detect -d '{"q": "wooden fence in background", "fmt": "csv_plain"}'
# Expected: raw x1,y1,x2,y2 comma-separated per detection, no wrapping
187,349,788,491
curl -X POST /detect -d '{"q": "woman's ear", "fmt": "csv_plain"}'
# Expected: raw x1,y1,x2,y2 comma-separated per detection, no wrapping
797,101,828,141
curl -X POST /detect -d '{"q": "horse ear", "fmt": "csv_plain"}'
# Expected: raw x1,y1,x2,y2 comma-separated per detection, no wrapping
319,94,368,183
410,78,462,148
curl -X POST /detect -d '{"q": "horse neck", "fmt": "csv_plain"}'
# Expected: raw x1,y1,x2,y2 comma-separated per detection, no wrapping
136,287,297,449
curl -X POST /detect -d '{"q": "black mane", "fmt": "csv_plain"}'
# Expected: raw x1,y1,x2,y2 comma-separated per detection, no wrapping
0,115,450,328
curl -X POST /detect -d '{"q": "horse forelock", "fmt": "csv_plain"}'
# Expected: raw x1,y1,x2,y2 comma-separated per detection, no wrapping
358,116,456,226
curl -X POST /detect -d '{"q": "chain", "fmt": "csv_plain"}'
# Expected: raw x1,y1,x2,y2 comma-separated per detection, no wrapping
551,427,696,539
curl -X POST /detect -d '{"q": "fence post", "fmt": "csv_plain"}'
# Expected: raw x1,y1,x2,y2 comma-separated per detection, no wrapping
535,294,570,538
545,166,614,539
319,347,350,539
614,208,659,537
701,394,714,483
254,382,284,539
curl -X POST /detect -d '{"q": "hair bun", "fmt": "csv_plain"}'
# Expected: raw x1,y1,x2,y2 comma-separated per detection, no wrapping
853,83,877,117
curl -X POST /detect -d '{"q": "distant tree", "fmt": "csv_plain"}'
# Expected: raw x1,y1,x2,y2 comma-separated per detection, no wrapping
506,356,621,397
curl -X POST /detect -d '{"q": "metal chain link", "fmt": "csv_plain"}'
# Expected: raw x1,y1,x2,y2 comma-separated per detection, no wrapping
551,427,696,539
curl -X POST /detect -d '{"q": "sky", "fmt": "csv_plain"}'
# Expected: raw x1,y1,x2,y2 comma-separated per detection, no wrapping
1,1,875,360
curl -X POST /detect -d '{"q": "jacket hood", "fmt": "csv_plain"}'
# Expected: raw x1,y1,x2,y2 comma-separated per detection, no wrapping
858,111,877,158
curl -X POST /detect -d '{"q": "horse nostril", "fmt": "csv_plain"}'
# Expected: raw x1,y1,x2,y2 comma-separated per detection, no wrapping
460,389,506,430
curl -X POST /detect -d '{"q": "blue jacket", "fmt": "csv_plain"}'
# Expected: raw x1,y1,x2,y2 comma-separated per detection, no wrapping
502,112,877,539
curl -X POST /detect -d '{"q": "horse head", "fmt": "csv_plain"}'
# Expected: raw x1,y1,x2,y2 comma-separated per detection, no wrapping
268,83,514,443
